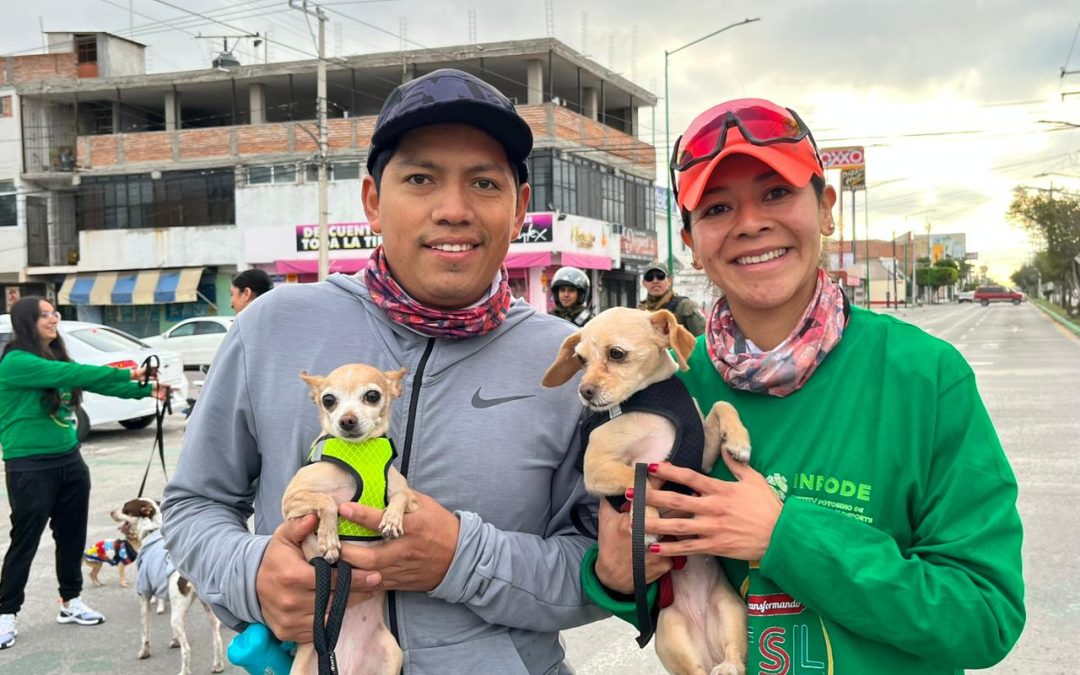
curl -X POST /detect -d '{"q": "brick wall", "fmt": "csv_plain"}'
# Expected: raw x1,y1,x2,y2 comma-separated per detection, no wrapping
1,54,78,85
74,104,656,175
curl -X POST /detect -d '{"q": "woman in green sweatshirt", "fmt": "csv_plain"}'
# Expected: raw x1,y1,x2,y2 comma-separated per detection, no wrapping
0,296,165,650
581,99,1024,673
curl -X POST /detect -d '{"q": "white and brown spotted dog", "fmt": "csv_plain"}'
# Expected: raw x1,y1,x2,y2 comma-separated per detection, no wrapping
113,497,224,675
542,307,751,675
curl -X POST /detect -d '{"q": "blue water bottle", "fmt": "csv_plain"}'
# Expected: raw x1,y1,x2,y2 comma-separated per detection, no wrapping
228,623,295,674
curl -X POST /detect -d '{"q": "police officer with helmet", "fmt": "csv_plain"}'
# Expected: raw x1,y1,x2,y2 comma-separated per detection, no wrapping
550,267,593,327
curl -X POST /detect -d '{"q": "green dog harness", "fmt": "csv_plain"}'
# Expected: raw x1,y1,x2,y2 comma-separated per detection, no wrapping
308,435,397,541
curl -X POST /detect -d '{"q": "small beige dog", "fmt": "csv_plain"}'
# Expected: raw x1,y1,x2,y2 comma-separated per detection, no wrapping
282,364,418,675
542,307,751,675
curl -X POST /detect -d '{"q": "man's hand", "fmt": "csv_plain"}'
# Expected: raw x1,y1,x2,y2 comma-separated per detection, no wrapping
255,514,376,642
594,497,672,594
336,491,459,592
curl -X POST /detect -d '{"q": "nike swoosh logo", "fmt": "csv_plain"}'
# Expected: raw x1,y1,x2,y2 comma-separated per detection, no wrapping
471,388,536,409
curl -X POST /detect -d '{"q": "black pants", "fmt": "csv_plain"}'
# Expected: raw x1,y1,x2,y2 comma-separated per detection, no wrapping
0,457,91,614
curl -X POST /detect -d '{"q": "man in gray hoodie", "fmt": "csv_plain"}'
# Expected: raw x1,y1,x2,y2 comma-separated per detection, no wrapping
161,69,605,674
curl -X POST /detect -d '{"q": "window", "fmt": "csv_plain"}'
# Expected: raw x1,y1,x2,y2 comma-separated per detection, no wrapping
194,320,227,335
0,180,15,228
75,36,97,64
332,162,360,181
76,169,235,230
273,164,296,184
67,326,148,352
0,96,11,118
168,323,197,338
247,166,272,184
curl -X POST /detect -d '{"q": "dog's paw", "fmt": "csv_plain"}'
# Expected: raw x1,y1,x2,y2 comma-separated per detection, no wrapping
120,580,129,588
710,663,744,675
724,438,751,464
137,645,151,660
380,511,405,539
169,637,180,648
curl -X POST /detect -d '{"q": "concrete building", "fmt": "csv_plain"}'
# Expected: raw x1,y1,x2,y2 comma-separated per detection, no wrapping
3,34,658,334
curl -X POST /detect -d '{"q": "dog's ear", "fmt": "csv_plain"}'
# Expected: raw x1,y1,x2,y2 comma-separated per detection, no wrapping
384,367,407,399
299,370,326,401
650,309,696,371
541,332,583,387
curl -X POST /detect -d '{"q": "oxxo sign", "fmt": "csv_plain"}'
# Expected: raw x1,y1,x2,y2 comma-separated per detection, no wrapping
819,146,865,170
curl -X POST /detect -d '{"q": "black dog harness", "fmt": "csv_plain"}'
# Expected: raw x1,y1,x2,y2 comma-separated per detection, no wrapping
579,376,705,647
579,376,705,512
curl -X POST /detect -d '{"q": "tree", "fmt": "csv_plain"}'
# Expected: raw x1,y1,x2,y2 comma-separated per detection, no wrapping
1007,188,1080,307
915,259,959,302
1011,263,1039,295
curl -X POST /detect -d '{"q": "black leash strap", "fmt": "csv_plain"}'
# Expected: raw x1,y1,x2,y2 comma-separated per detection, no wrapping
312,558,352,675
632,462,655,647
137,355,171,498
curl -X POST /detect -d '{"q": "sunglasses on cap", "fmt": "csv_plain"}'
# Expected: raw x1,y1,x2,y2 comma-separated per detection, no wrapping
643,271,667,282
669,100,823,215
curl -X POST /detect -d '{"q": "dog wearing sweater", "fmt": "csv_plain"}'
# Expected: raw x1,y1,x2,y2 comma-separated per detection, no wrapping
542,307,751,675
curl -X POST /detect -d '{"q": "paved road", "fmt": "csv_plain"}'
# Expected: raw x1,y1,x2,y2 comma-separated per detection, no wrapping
0,303,1076,673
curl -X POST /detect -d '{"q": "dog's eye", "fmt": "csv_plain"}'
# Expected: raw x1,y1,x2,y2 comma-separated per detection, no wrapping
321,394,337,410
363,390,382,404
576,354,587,366
608,347,627,361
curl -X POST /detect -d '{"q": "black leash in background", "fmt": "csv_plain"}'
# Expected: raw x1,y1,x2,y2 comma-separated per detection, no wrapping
312,558,352,675
136,354,171,499
632,461,657,647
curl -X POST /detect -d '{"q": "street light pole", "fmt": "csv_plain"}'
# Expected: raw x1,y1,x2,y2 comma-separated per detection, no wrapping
664,17,760,273
291,0,330,281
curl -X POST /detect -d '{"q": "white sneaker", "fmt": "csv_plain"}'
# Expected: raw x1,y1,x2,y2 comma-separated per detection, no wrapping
0,613,15,649
56,597,105,626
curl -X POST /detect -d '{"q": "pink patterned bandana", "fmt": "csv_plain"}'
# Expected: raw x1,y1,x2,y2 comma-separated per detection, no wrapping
706,268,848,397
364,245,512,339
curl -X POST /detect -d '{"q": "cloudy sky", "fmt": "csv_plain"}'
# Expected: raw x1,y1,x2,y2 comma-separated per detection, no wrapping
4,0,1078,281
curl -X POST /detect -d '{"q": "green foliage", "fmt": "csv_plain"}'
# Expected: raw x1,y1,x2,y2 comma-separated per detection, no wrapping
1008,188,1080,306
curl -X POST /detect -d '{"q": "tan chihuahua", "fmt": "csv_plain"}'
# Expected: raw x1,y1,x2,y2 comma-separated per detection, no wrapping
542,307,751,675
282,363,418,675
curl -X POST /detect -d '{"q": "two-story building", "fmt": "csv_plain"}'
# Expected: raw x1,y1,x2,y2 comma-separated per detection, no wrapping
7,33,658,335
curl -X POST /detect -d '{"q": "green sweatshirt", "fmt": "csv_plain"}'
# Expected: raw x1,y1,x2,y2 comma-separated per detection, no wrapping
581,306,1025,673
0,349,151,461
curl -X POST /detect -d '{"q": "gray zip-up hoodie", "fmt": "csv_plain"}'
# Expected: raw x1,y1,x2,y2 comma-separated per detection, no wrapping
161,273,605,674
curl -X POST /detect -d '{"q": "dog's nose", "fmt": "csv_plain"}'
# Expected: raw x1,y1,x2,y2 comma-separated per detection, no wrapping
339,414,358,431
579,385,596,402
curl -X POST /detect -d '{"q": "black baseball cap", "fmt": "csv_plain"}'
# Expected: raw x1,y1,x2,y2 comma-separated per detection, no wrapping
367,68,533,182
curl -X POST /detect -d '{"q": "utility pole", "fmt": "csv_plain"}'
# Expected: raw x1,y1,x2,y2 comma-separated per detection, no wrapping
290,0,330,280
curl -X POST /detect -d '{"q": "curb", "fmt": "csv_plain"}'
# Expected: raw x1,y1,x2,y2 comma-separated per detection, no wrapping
1032,300,1080,337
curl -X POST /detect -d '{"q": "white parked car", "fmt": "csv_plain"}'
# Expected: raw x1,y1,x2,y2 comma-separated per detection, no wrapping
0,316,188,441
144,316,234,370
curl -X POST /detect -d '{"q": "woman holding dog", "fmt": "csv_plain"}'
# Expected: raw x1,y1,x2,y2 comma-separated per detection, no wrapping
0,296,167,650
583,99,1025,672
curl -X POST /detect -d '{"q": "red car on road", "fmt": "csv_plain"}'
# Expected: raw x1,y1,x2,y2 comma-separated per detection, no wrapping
974,285,1024,306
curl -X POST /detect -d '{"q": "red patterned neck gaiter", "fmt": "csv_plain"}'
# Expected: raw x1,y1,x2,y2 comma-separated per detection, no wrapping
364,245,512,339
706,268,848,397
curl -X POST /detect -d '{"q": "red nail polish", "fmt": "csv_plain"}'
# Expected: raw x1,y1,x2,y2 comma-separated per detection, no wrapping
648,463,659,473
648,544,661,554
624,488,634,500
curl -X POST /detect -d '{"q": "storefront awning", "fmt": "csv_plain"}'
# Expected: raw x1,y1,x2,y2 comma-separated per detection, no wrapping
58,268,205,306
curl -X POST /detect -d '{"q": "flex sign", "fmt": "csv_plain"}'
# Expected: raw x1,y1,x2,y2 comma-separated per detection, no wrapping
819,146,865,170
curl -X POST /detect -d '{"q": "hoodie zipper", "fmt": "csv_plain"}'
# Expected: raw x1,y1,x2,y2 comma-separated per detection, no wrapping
388,337,435,647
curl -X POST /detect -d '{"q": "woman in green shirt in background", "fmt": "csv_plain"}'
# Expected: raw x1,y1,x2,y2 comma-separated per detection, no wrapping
0,296,166,650
582,99,1024,674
